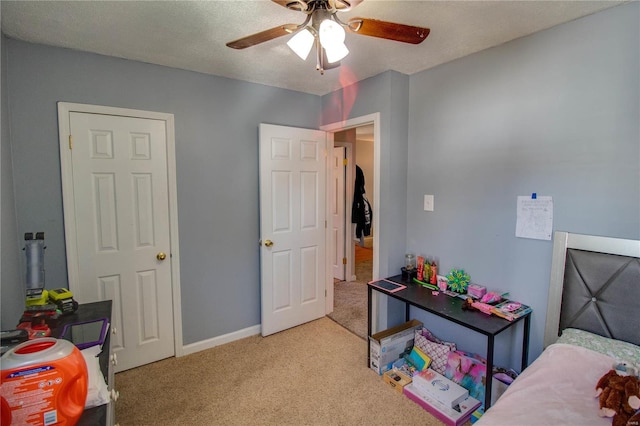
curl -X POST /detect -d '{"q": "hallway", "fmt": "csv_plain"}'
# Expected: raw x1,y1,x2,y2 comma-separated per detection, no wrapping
354,242,372,283
328,240,372,339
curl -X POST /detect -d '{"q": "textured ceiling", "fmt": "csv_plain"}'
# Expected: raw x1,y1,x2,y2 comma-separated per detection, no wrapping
0,0,626,96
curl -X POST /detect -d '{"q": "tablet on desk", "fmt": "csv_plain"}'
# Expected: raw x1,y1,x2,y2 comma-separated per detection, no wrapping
60,317,109,350
368,279,407,293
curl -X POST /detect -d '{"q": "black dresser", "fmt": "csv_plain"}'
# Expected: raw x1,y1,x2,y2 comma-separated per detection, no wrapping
51,300,116,426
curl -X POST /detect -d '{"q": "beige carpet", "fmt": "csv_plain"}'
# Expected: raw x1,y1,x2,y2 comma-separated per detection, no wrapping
327,258,371,340
115,317,444,425
328,280,368,340
355,258,373,283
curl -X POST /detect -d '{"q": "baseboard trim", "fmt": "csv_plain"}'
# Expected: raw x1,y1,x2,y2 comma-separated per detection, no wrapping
180,324,261,356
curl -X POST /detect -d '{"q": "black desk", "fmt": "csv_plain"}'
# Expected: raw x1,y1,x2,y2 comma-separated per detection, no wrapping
367,275,531,410
52,300,113,426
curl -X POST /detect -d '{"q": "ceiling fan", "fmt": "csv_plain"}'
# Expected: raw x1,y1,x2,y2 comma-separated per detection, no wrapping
226,0,430,74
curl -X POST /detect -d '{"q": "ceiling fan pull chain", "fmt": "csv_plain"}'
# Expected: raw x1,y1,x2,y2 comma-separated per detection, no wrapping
315,37,325,74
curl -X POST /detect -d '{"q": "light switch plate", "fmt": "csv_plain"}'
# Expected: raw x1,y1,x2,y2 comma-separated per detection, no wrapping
424,195,434,211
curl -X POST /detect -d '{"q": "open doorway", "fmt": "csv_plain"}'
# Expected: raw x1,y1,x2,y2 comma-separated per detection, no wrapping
352,125,374,284
326,124,374,340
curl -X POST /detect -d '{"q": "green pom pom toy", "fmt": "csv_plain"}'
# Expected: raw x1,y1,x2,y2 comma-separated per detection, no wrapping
446,269,470,293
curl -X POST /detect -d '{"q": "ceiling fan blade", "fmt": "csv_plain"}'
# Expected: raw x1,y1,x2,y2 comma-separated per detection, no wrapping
226,24,297,49
346,17,430,44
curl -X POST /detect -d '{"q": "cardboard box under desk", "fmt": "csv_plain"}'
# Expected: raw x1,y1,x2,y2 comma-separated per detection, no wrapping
369,319,422,375
382,369,412,393
412,368,469,408
404,383,481,426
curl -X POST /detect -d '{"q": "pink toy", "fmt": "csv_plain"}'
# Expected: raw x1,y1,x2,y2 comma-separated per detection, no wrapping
467,284,486,299
481,292,502,304
438,278,448,292
470,301,494,315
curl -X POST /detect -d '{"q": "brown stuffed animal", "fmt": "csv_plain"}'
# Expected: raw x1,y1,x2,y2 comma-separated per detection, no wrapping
595,369,640,426
628,411,640,426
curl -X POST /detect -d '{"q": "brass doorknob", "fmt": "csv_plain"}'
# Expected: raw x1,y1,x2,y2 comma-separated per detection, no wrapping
157,252,167,261
264,240,274,247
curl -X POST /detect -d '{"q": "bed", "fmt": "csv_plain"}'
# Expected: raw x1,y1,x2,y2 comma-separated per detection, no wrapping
476,231,640,426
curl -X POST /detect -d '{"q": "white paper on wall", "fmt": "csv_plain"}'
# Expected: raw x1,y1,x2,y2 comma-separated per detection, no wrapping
516,196,553,240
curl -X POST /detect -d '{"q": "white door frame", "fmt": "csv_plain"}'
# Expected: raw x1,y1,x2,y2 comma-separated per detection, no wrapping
321,112,380,329
57,102,184,358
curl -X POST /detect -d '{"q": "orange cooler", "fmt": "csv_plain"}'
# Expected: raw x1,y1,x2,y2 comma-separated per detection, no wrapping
1,338,88,425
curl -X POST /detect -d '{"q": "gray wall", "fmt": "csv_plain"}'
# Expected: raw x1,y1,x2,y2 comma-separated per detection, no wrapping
406,2,639,368
322,71,411,327
2,38,321,343
1,35,24,327
322,71,410,280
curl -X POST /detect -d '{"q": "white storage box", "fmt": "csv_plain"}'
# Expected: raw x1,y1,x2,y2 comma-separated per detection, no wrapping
404,383,481,426
412,368,469,408
369,319,422,375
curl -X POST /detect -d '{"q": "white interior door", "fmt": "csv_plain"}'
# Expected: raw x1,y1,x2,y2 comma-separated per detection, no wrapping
65,111,175,371
332,147,346,280
259,123,327,336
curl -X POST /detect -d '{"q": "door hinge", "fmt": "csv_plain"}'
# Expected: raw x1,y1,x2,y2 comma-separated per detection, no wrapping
325,220,327,228
68,135,73,150
342,257,347,265
325,289,327,297
343,158,348,166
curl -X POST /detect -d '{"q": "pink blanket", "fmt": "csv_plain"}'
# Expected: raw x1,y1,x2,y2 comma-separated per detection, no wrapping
476,343,615,426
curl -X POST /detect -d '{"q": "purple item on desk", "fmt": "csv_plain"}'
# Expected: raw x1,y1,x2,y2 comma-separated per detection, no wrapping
60,317,109,350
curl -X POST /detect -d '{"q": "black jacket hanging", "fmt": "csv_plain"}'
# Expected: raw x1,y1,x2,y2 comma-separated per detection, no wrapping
352,165,372,238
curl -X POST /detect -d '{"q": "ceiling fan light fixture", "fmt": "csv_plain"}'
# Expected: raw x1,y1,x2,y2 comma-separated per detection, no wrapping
324,41,349,63
319,18,348,63
319,18,345,48
287,28,315,60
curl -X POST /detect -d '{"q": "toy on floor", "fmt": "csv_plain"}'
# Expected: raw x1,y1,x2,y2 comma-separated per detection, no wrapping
595,369,640,426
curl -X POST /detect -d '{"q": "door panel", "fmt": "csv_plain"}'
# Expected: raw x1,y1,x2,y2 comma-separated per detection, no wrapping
132,173,155,246
69,112,174,371
93,173,118,250
260,124,327,336
272,251,292,311
300,246,319,303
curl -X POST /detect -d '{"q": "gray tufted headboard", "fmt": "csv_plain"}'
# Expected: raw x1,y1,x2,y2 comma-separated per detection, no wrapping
543,231,640,348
